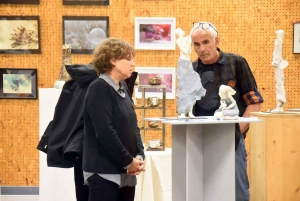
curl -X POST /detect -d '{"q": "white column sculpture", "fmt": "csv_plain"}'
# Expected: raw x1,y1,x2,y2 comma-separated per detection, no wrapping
175,27,206,118
271,30,289,113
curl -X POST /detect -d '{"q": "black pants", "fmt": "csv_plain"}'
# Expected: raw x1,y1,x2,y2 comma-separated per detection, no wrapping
87,174,135,201
74,158,89,201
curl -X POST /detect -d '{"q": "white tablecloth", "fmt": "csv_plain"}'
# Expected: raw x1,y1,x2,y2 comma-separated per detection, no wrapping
135,149,172,201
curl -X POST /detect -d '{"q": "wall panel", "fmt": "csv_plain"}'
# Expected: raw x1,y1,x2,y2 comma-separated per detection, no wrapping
0,0,299,185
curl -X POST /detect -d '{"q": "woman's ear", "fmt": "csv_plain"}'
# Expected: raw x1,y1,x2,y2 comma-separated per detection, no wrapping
110,59,116,66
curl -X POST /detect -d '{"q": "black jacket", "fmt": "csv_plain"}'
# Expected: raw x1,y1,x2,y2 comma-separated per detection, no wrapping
37,64,98,168
37,65,139,168
82,77,144,173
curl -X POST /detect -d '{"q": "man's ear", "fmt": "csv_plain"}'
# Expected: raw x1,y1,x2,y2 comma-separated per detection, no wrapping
215,36,220,47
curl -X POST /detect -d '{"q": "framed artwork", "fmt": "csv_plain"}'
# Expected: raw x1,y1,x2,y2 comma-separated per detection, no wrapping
0,16,41,54
293,23,300,53
0,0,39,4
134,67,176,99
63,0,109,5
0,68,38,99
134,17,176,50
63,16,109,54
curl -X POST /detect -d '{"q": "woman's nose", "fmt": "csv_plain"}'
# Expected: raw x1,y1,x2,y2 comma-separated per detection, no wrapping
131,60,135,66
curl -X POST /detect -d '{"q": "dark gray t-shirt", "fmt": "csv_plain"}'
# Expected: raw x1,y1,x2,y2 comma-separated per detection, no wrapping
195,65,220,116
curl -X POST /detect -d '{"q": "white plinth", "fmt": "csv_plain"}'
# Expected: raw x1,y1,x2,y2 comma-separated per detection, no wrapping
145,117,261,201
39,88,76,201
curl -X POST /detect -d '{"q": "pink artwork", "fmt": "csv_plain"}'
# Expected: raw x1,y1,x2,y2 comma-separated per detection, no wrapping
134,17,176,50
139,24,171,43
138,73,173,93
134,67,176,99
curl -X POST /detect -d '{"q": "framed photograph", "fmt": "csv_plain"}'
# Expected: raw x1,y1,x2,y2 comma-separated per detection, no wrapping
0,68,38,99
63,0,109,5
63,16,109,54
293,23,300,53
134,17,176,50
134,67,176,99
0,16,41,54
0,0,39,4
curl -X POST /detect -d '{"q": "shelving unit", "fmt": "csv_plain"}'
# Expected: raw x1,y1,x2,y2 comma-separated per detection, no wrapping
134,84,166,151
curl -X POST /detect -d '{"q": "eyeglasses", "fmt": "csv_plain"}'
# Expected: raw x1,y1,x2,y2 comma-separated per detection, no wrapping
192,22,218,36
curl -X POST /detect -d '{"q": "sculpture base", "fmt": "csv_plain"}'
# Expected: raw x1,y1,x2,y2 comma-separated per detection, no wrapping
54,80,65,89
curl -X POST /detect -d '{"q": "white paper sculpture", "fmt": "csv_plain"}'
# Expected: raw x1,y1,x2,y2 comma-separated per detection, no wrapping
175,27,206,118
271,30,289,113
214,85,239,120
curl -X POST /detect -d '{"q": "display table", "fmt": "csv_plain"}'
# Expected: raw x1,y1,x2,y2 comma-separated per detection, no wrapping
146,117,261,201
249,112,300,201
135,149,171,201
39,88,171,201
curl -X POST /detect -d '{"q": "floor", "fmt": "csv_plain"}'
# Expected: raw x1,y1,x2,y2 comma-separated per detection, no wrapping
1,196,39,201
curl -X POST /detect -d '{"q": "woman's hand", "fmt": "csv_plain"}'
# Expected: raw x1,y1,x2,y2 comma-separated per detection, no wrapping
127,158,145,176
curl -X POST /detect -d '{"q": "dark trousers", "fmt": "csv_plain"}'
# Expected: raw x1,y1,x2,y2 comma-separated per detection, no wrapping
87,174,135,201
74,158,89,201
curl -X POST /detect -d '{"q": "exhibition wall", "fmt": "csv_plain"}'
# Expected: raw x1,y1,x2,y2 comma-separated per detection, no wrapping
0,0,299,186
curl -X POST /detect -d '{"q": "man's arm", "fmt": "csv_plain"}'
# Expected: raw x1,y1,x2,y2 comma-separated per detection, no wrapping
239,103,262,133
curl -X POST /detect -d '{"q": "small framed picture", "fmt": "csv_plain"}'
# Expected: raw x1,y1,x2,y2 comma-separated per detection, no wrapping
134,67,176,99
0,0,39,4
63,16,109,54
0,16,41,54
63,0,109,5
0,68,38,99
293,23,300,53
134,17,176,50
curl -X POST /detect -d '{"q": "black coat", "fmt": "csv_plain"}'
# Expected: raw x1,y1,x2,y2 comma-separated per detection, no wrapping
37,64,98,168
37,64,139,168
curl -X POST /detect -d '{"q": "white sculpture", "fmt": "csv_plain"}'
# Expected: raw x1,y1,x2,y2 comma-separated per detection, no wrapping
271,30,289,113
175,28,206,118
214,85,239,120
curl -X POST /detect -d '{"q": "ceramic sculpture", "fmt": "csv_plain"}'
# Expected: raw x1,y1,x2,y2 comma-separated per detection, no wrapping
175,27,206,118
214,85,239,120
271,30,288,113
54,44,72,89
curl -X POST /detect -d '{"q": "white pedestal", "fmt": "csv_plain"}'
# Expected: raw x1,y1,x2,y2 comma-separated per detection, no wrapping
145,117,261,201
39,88,76,201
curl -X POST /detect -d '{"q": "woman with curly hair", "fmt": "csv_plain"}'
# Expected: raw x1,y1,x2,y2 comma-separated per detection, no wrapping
82,38,145,201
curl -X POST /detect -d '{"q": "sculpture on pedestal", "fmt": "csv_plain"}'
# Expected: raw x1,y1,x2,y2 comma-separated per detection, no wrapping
175,27,206,118
54,44,72,89
214,85,239,120
271,30,288,113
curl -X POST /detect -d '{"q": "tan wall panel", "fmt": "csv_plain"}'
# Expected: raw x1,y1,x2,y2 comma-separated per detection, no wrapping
250,112,300,200
0,0,299,185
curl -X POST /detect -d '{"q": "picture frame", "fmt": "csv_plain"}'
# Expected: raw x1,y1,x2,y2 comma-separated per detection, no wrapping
0,68,38,99
293,23,300,53
0,0,39,4
0,16,41,54
63,0,109,5
63,16,109,54
134,67,176,99
134,17,176,50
